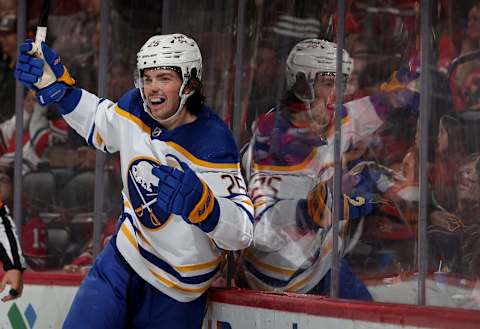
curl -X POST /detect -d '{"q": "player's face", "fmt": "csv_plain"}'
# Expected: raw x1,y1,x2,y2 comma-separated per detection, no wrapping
142,68,182,121
0,31,16,57
0,173,11,203
313,74,335,103
309,74,336,129
24,91,36,115
467,5,480,41
437,122,448,154
457,157,480,201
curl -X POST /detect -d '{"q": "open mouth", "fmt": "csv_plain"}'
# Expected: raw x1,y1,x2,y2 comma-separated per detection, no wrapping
149,96,166,105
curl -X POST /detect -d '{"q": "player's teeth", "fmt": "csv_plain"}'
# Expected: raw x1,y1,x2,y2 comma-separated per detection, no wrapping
151,97,166,104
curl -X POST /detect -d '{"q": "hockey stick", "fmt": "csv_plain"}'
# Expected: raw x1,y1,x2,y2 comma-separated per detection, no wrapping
28,0,56,89
35,0,50,44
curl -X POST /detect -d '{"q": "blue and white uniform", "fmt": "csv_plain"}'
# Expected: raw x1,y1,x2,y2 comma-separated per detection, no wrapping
59,87,253,302
242,96,383,296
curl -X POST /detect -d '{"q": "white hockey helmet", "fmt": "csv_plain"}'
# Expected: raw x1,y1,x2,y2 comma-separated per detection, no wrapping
136,33,202,125
285,39,353,91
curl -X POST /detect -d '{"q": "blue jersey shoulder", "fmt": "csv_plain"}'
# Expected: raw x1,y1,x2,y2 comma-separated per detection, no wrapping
117,88,156,126
164,106,239,164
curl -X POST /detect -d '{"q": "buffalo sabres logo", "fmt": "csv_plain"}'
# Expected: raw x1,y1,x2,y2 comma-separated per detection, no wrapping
127,158,170,229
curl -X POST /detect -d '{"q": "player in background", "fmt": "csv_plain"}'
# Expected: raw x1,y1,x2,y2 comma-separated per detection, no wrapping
15,33,253,329
0,199,26,302
241,39,418,298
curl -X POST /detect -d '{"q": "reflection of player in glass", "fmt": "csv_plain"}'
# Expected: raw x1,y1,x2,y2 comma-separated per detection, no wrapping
241,39,400,299
15,33,253,329
0,199,26,302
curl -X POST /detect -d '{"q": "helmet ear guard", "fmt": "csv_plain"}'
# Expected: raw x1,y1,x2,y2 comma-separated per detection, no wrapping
292,72,315,103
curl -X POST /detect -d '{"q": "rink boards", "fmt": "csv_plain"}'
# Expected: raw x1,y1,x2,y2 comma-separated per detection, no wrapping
1,272,480,329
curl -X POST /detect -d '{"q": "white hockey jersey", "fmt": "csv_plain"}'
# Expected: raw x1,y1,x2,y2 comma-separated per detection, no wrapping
242,96,384,293
58,87,254,302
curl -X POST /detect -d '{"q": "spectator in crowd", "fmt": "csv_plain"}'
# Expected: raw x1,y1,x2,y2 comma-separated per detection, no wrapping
0,90,40,173
0,14,17,122
429,153,480,275
48,0,100,92
431,115,466,213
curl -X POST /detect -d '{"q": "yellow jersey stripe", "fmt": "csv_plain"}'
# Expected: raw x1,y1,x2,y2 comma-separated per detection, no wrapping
252,148,317,172
287,270,315,292
165,141,240,169
120,223,138,250
326,115,350,138
241,199,254,207
115,105,151,134
244,251,296,276
175,256,223,272
130,213,223,273
148,269,210,293
136,229,223,273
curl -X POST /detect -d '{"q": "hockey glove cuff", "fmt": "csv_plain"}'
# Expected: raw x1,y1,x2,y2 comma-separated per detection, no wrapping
306,181,330,228
299,181,375,230
152,161,220,233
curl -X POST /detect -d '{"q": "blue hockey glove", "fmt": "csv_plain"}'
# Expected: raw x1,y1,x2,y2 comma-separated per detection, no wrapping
15,40,75,106
152,161,219,231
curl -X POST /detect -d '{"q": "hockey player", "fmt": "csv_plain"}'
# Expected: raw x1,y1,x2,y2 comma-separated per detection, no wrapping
241,39,417,299
0,200,26,302
15,33,253,328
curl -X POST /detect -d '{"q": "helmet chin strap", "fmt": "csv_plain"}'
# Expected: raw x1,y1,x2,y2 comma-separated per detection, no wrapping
142,78,195,127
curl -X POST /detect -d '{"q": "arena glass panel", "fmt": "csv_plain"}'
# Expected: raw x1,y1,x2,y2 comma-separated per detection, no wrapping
6,0,480,312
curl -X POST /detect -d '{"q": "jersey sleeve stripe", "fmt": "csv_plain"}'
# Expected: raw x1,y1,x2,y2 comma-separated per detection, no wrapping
115,105,151,134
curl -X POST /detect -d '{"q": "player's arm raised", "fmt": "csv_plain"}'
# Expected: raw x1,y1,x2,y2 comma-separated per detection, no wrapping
15,40,120,153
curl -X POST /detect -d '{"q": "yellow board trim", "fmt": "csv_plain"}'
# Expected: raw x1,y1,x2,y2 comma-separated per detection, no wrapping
115,105,151,134
165,141,240,169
